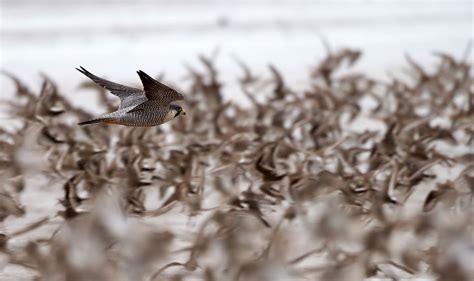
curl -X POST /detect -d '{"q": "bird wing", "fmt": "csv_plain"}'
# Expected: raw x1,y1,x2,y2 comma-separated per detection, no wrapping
126,101,165,114
136,70,184,105
76,66,146,109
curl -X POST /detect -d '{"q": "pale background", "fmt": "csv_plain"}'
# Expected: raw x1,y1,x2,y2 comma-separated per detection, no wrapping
0,1,472,280
1,0,472,110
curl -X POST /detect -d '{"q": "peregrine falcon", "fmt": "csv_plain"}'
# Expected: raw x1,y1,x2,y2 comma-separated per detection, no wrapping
76,67,186,127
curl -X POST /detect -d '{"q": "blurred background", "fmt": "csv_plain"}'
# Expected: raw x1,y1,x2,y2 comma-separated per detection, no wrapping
1,0,472,107
0,1,473,280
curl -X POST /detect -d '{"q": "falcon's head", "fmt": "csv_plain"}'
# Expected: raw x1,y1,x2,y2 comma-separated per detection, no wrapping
170,104,186,118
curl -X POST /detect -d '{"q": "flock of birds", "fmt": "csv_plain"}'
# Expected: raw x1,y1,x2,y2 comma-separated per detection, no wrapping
0,47,473,281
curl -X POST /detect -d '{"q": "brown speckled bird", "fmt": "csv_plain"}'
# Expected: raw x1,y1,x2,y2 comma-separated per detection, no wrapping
76,67,185,126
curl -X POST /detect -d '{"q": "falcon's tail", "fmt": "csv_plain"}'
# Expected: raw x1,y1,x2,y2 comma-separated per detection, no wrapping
78,118,105,125
78,117,118,125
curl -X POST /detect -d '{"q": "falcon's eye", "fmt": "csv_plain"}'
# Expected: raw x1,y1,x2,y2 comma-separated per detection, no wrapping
174,107,185,118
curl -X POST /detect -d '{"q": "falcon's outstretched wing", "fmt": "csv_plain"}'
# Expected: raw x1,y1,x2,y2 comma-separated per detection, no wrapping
76,66,147,109
136,70,184,106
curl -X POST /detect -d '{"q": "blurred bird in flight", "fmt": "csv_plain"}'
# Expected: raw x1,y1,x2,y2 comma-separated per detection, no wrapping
76,67,185,126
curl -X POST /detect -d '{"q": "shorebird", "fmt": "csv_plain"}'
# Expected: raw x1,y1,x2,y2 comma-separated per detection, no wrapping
76,67,185,127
